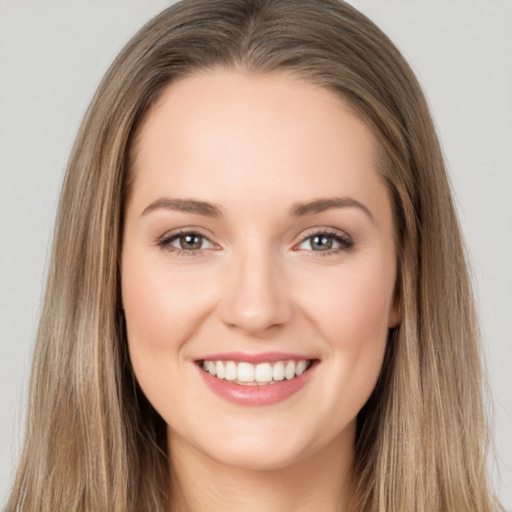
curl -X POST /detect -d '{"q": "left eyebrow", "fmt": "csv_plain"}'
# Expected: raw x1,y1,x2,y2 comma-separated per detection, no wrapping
289,197,374,222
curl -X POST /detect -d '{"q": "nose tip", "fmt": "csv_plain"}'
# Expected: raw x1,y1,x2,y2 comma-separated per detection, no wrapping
219,257,292,336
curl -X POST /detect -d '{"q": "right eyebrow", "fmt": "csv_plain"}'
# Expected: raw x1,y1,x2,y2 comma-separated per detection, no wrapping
141,198,223,218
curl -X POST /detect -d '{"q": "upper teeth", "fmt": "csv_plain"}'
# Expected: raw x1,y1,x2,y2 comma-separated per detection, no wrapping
202,360,310,385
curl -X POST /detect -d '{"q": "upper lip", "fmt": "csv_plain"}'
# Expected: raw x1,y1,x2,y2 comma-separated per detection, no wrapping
195,352,317,364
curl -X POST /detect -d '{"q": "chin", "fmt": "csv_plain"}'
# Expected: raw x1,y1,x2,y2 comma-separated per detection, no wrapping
206,441,308,472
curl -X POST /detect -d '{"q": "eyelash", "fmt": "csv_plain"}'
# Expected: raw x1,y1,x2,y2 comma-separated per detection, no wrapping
294,228,354,257
156,228,354,258
157,229,215,257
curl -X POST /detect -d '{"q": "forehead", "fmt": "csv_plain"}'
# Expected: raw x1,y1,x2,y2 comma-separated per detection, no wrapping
129,69,388,218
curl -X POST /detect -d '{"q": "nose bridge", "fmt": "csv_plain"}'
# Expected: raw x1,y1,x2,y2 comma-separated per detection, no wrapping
220,240,292,335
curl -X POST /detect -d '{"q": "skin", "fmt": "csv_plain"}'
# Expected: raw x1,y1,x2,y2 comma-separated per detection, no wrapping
122,69,399,511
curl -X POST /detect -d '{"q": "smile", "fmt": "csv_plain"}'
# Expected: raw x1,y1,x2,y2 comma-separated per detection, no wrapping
196,355,319,406
201,359,312,385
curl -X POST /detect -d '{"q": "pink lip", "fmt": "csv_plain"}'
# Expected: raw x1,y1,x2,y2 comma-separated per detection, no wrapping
195,356,319,407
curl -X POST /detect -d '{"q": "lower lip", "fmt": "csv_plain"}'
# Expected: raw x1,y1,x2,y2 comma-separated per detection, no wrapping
196,362,317,406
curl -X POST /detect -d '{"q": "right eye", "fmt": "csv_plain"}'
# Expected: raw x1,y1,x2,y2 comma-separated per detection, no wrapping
158,230,217,256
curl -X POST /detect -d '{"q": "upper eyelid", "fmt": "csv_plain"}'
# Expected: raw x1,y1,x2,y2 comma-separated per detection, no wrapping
299,227,347,236
158,227,215,242
296,227,352,242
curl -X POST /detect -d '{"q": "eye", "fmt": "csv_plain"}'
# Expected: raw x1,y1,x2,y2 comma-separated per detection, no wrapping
158,230,216,255
296,230,353,254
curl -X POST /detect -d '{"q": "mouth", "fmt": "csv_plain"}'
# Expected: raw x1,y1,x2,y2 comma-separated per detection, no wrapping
198,359,315,386
194,354,319,406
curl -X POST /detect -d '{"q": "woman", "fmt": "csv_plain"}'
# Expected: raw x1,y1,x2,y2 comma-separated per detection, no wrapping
5,0,504,510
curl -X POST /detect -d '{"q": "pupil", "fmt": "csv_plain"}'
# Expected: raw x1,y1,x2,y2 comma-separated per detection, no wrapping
311,235,332,251
180,234,202,250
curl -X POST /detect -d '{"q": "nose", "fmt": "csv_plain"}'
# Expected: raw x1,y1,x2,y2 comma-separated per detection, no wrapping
219,249,293,336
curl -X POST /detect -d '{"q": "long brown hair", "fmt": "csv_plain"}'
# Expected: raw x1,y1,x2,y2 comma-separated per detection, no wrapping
7,1,502,510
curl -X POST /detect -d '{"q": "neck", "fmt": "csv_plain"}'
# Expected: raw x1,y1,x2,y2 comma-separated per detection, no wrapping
167,425,355,512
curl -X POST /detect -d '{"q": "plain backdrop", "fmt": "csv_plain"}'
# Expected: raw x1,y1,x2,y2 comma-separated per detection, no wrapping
1,0,511,507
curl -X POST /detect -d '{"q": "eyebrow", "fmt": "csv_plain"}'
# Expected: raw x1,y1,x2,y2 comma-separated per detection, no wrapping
289,197,374,221
141,198,222,218
141,196,374,221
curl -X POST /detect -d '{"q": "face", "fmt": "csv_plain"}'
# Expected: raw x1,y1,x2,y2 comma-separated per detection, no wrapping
122,69,399,471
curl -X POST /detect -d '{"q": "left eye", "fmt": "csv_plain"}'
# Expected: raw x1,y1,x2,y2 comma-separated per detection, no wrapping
297,232,352,252
162,232,215,251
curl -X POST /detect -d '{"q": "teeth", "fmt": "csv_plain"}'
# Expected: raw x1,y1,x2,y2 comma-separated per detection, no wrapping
254,363,272,383
272,361,285,381
285,361,295,380
296,360,307,376
216,361,225,379
237,362,255,383
225,361,237,381
201,359,311,385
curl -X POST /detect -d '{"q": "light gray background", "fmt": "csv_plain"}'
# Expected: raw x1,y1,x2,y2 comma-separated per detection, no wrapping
1,0,511,507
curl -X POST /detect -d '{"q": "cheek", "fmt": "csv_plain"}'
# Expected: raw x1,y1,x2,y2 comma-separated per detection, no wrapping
297,261,394,410
300,262,395,349
123,249,203,335
121,249,213,384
